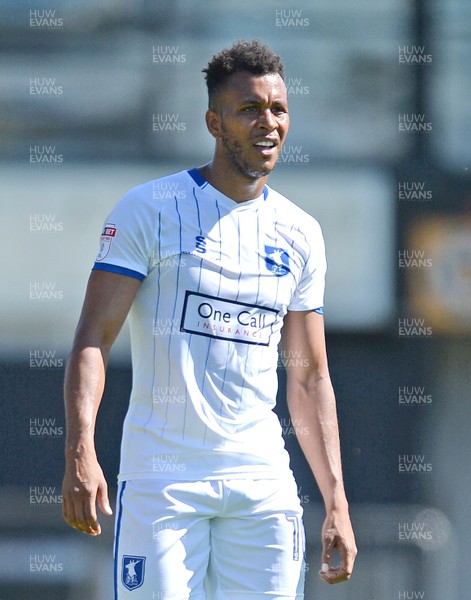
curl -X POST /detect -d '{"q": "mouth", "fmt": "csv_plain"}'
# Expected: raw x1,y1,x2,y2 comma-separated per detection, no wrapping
253,139,278,157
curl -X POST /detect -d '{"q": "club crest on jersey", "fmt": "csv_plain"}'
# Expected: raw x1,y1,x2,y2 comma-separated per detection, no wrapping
264,246,290,277
96,223,117,262
122,555,146,591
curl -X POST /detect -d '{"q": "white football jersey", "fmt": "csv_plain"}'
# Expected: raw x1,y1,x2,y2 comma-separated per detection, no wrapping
93,168,326,481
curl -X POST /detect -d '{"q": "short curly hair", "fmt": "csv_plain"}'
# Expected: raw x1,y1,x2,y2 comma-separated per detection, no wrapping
202,40,285,108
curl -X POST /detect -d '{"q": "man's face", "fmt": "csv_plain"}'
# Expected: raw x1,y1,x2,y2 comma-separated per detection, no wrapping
210,71,289,180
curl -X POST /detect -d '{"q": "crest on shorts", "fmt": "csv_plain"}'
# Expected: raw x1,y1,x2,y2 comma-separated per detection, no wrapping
264,246,290,277
122,555,146,591
96,223,117,262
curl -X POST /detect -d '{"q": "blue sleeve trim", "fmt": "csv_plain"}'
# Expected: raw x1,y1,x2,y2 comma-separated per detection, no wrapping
92,262,146,281
312,307,324,315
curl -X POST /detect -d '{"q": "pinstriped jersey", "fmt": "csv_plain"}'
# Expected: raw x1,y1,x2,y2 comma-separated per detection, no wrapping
93,168,326,481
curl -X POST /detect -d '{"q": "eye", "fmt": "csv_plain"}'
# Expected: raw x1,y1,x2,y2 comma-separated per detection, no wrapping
272,106,287,116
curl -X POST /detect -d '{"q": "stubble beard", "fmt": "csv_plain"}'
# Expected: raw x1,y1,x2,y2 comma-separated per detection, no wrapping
220,123,277,180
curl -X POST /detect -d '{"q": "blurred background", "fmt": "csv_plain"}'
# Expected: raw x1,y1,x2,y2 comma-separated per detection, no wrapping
1,0,470,598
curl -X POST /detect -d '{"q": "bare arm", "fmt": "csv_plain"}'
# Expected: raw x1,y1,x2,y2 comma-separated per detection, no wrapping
62,270,141,535
281,310,357,583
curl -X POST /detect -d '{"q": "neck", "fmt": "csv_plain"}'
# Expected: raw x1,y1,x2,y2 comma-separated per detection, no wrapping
198,160,267,203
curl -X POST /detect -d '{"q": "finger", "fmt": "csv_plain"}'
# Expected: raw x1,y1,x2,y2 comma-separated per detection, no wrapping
320,535,334,581
321,531,334,567
62,494,69,522
97,481,113,517
335,533,357,577
319,566,351,585
67,487,98,535
320,541,355,584
62,494,75,528
338,542,355,579
82,493,101,535
72,496,91,534
64,492,82,532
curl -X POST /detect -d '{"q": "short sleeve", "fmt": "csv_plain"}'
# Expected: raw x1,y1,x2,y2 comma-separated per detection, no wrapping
288,218,327,312
92,183,156,281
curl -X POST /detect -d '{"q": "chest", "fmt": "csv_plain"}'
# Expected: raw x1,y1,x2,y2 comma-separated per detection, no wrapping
154,205,307,293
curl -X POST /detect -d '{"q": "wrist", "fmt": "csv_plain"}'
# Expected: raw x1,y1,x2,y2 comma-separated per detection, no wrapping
65,436,96,460
323,486,349,513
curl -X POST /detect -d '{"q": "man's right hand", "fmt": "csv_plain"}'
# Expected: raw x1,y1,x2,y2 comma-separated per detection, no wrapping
62,454,113,536
62,271,141,535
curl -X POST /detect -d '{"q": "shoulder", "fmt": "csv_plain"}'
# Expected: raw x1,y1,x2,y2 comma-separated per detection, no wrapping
265,185,323,236
115,169,192,211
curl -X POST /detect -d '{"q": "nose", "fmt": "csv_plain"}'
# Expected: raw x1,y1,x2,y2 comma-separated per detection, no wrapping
257,108,277,130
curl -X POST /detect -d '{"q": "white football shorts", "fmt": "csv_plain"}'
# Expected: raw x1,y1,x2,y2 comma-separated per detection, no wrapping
114,477,306,599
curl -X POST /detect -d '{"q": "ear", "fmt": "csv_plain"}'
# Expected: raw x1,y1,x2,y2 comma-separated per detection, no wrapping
205,109,222,139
